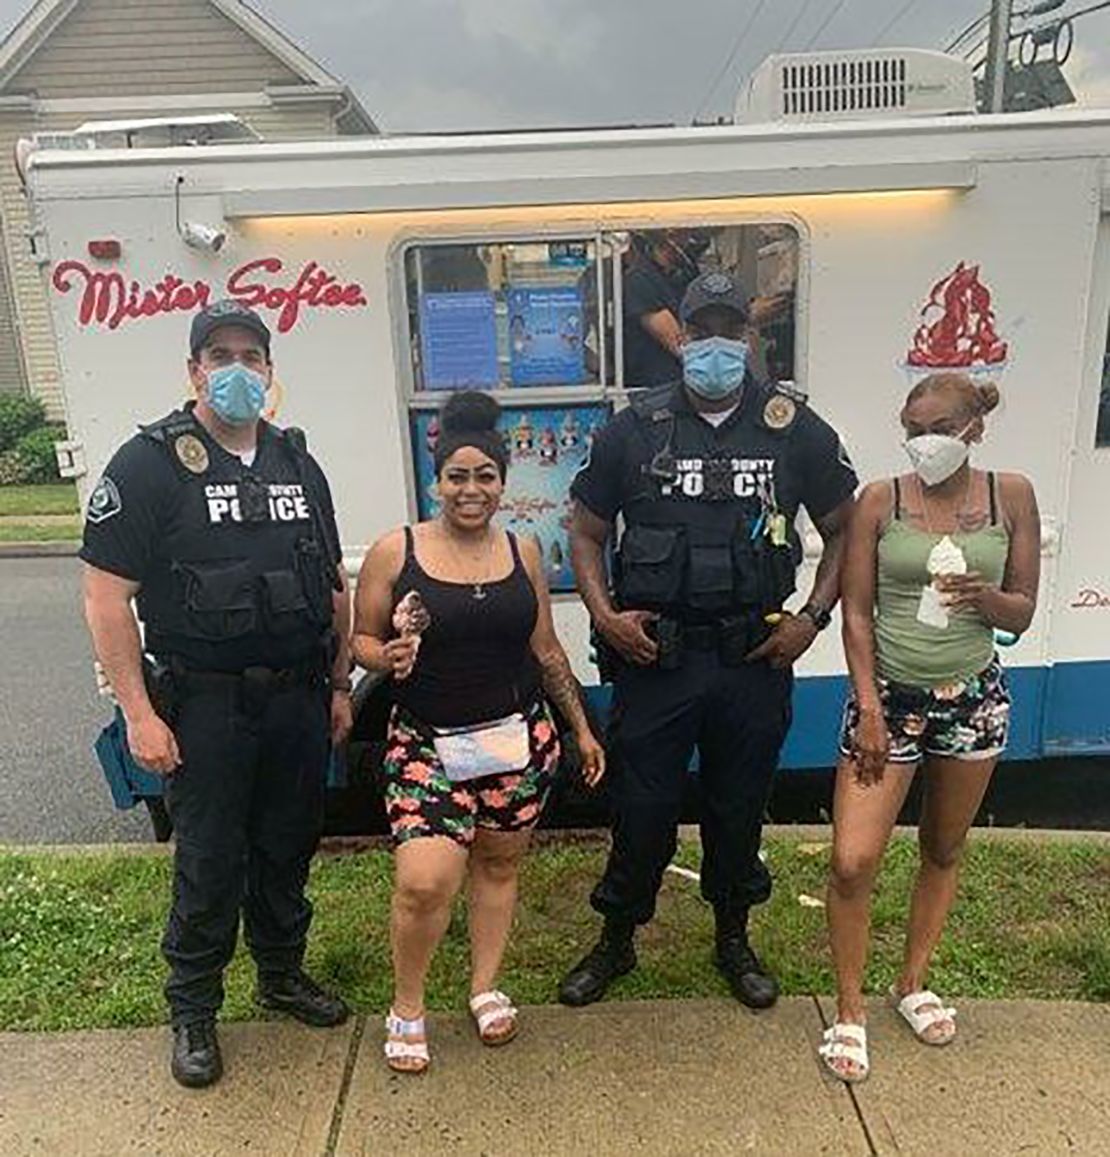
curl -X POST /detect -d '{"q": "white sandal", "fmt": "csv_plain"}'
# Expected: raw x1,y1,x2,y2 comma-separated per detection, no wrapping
890,988,957,1046
469,990,518,1046
384,1010,430,1074
818,1023,870,1084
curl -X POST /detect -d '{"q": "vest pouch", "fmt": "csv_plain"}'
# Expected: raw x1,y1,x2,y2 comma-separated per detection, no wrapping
731,533,764,605
294,538,333,628
174,559,258,639
618,524,685,607
260,569,309,635
686,542,735,613
765,543,798,604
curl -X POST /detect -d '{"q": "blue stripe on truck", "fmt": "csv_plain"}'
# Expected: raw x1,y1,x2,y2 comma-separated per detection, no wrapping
583,662,1103,767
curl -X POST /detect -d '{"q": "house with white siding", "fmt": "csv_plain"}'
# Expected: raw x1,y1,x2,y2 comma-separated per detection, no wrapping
0,0,376,418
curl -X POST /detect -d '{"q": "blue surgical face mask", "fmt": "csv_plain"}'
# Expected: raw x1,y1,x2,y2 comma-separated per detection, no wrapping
682,336,749,401
205,363,268,426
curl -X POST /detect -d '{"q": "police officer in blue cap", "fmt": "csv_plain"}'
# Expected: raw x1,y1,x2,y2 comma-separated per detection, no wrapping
81,301,352,1087
560,271,857,1008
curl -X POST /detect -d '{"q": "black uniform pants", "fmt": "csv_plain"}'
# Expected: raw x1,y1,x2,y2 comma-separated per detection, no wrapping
162,678,329,1026
591,648,793,926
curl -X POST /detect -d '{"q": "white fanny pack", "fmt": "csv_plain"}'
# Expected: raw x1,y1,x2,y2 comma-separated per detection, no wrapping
433,713,531,783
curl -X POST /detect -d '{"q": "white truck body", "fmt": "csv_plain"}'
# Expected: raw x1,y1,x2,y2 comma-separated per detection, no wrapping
25,101,1110,765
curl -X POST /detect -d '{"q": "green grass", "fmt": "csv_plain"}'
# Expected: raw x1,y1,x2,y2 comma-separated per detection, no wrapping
1,835,1107,1032
0,483,78,517
0,520,80,544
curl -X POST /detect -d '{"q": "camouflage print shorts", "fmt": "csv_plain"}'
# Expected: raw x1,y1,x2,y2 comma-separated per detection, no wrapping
383,702,561,847
839,658,1011,765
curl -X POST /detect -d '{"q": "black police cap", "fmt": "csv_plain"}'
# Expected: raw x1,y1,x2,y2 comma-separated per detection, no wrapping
680,271,750,324
189,300,271,359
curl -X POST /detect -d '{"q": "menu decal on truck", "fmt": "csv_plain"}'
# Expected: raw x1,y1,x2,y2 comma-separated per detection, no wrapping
51,257,368,335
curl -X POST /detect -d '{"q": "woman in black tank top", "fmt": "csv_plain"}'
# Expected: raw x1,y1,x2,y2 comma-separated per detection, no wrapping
352,391,604,1075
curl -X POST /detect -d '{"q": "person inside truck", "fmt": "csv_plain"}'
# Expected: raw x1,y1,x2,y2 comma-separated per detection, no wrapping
80,300,353,1089
621,228,711,387
352,390,605,1075
819,372,1041,1084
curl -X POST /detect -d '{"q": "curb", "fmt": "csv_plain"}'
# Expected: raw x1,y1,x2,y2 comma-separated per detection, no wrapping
5,825,1107,857
0,541,79,559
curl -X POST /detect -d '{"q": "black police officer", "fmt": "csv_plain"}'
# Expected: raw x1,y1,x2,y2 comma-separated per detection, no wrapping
560,272,857,1009
81,301,353,1088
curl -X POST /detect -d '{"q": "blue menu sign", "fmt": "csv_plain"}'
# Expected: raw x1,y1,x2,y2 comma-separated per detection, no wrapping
419,291,499,390
507,286,586,387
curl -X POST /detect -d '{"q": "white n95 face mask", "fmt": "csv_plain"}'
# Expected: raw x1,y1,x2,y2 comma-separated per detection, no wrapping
904,428,971,487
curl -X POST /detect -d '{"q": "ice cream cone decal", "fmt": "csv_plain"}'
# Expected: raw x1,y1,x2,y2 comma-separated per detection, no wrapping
907,262,1008,373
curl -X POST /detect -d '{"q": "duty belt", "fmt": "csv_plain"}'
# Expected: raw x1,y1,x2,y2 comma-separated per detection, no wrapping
162,659,327,713
676,623,721,651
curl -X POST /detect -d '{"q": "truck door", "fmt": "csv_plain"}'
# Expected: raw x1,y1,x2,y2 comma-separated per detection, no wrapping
1042,212,1110,755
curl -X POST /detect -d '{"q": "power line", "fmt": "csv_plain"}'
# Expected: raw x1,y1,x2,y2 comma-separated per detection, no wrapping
944,11,991,53
870,0,919,46
802,0,854,51
692,0,770,122
776,0,822,53
1055,0,1110,21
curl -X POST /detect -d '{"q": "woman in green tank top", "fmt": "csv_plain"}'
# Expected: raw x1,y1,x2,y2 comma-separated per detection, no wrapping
818,373,1041,1084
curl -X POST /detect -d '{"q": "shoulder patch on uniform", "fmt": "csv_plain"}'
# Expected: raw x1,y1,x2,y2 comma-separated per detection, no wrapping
86,476,122,524
775,381,808,404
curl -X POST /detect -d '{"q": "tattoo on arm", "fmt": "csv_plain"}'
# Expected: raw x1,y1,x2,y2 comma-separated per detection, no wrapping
539,649,588,733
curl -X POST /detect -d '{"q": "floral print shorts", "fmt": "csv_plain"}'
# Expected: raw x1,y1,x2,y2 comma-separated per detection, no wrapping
383,701,561,847
839,658,1011,765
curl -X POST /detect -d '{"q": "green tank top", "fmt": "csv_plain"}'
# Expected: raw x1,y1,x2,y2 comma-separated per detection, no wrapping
874,478,1009,688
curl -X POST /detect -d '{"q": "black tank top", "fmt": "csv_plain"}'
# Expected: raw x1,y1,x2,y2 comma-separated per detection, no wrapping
390,527,542,728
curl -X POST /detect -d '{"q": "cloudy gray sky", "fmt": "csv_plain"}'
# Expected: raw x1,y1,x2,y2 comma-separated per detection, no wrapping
3,0,1109,131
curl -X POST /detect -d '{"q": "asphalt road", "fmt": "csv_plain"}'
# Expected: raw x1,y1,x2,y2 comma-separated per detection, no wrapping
0,556,151,844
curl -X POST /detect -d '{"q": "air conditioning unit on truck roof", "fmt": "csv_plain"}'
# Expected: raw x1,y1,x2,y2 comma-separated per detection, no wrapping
737,48,977,124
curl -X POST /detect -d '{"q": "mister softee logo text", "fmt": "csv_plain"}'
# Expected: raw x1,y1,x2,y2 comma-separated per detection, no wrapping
52,257,368,334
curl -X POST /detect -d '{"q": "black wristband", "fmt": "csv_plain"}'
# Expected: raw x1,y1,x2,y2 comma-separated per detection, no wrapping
799,602,832,631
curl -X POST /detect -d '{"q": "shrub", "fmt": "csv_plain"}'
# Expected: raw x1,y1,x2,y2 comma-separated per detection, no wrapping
11,425,62,484
0,449,26,485
0,394,46,453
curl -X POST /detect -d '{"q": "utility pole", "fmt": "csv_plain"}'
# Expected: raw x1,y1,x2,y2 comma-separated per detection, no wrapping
983,0,1015,112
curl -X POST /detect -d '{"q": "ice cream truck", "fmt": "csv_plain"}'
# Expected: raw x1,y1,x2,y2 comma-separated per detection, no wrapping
19,47,1110,832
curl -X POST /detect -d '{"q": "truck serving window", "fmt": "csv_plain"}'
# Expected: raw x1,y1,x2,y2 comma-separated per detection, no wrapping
405,240,602,393
399,223,800,591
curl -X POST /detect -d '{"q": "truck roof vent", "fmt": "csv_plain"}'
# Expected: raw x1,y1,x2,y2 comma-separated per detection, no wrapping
737,48,976,124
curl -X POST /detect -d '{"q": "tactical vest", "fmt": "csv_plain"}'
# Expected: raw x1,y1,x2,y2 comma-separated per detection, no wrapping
135,409,335,666
616,382,805,619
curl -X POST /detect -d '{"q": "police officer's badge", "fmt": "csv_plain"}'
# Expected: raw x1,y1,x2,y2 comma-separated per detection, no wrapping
763,393,796,430
174,434,209,475
86,476,122,524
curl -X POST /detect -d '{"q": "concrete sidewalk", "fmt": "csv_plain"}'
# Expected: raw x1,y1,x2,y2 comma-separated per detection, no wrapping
2,998,1108,1156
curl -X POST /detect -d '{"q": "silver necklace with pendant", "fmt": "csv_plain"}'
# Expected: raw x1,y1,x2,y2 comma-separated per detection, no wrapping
444,523,495,601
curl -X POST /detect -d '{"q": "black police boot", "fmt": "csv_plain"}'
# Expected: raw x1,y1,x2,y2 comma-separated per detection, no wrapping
171,1019,223,1089
256,969,350,1028
558,920,637,1007
714,909,779,1010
